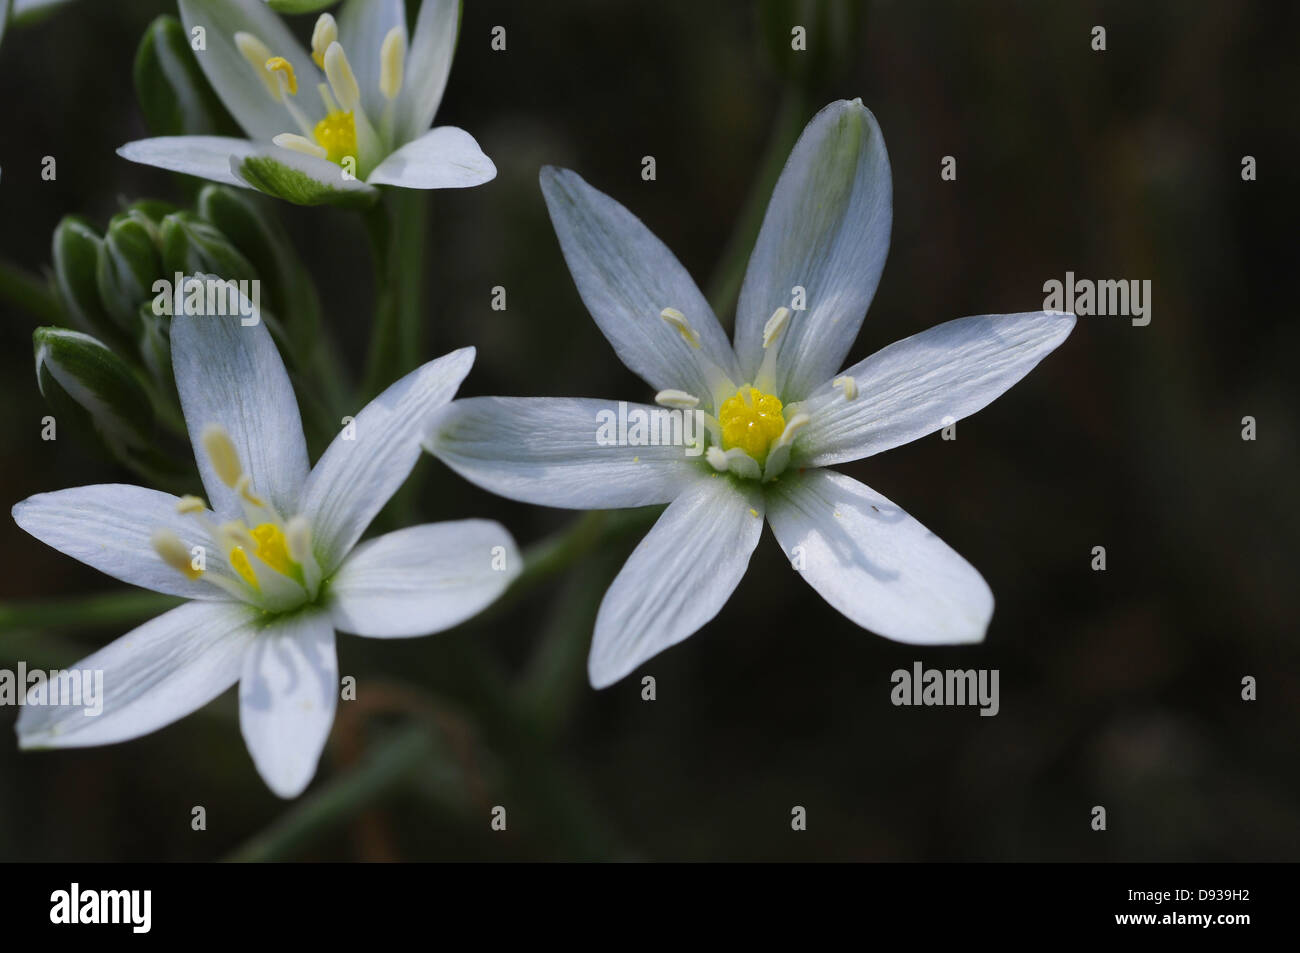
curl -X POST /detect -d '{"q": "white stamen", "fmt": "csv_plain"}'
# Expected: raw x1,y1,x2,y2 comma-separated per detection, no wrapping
832,375,858,401
310,13,338,68
234,32,280,101
762,306,791,348
176,495,206,515
285,516,313,566
380,26,407,101
660,307,701,349
151,529,200,579
761,413,812,482
655,389,700,409
706,446,729,473
323,41,362,113
273,133,329,159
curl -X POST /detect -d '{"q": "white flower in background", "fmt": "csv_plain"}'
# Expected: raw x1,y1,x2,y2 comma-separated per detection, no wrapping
119,0,494,205
13,293,519,797
426,99,1076,689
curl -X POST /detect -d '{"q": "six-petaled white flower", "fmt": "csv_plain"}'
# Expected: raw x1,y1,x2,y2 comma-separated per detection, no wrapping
13,292,519,797
119,0,494,204
425,99,1077,688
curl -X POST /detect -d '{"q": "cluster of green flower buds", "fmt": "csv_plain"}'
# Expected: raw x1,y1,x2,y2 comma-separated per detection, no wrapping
40,184,313,477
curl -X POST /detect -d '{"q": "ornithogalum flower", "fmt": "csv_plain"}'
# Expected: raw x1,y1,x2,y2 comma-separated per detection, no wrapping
13,292,519,797
119,0,494,205
425,99,1076,689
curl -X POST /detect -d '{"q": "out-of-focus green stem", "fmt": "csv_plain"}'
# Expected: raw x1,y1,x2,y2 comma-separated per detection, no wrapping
0,590,180,633
0,258,60,324
704,87,808,321
474,507,660,623
360,191,428,402
223,723,434,862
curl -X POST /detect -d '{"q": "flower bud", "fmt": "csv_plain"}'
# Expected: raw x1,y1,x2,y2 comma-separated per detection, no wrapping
159,211,259,287
134,15,236,136
96,210,164,335
33,327,154,456
52,216,117,342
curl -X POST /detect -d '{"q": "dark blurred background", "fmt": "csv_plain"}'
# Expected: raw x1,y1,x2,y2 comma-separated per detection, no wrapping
0,0,1296,861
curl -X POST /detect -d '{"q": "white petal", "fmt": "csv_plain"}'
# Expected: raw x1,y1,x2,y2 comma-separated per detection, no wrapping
589,476,764,688
117,136,260,189
540,166,742,399
179,0,323,140
796,311,1077,466
330,521,520,637
336,0,406,128
239,610,337,798
301,348,473,572
16,601,257,749
12,484,224,600
172,302,310,521
766,469,992,645
735,99,892,401
426,396,710,509
394,0,458,143
366,126,495,189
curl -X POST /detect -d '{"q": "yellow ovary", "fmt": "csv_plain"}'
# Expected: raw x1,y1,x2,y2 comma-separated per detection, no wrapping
229,523,302,590
719,386,786,462
313,111,357,164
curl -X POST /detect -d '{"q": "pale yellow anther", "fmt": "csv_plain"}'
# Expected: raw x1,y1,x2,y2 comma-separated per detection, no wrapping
310,13,338,69
380,26,407,101
323,41,361,112
654,389,700,409
660,308,701,349
265,56,298,96
176,495,207,515
234,474,265,508
285,515,313,565
762,306,791,348
152,529,201,580
705,446,729,472
273,133,328,159
235,32,280,101
832,375,858,401
201,425,243,488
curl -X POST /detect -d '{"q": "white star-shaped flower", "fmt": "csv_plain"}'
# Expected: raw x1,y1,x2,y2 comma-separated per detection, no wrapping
120,0,494,205
426,99,1076,688
13,291,519,797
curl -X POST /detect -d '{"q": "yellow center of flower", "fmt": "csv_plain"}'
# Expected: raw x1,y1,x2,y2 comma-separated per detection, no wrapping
229,523,303,591
313,111,357,164
719,386,786,462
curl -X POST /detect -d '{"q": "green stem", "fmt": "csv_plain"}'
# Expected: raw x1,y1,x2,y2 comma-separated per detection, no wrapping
703,87,808,321
360,191,428,402
223,724,433,862
0,590,181,633
473,507,660,623
0,258,61,324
